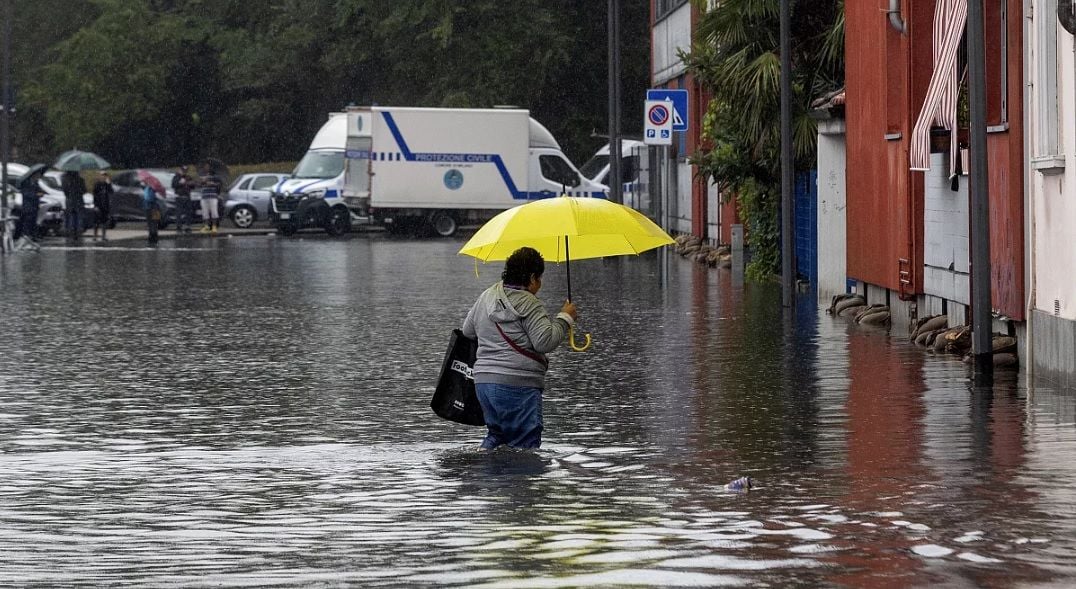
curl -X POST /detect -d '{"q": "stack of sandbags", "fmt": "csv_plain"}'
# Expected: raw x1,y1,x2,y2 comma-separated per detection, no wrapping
931,325,971,355
672,235,735,269
705,245,732,268
693,243,716,265
854,304,891,326
910,314,948,346
674,234,703,257
827,293,865,316
991,333,1019,367
960,333,1019,367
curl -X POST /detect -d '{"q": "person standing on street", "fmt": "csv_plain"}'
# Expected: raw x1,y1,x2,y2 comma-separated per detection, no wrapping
142,180,162,245
91,171,113,241
18,169,45,242
199,165,222,234
60,169,86,242
461,246,578,450
171,165,194,233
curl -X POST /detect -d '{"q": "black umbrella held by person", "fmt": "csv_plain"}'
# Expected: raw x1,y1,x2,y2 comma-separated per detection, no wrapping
17,163,48,190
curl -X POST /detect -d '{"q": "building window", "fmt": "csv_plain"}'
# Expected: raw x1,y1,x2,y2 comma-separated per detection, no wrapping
1035,0,1061,157
656,0,688,22
539,155,581,188
984,0,1009,127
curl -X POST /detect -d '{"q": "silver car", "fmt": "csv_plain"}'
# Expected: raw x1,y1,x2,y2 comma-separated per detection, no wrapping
223,173,289,228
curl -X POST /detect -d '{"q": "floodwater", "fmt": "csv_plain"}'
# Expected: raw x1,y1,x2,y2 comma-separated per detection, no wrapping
0,234,1074,588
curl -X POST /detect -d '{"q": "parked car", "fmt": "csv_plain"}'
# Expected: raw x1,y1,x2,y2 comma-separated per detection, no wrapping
223,173,289,228
109,169,185,228
3,162,28,181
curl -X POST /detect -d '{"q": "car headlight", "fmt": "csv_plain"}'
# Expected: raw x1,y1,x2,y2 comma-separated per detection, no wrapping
302,189,326,200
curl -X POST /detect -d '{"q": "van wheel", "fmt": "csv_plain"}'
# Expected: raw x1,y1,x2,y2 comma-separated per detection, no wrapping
325,206,351,236
430,212,458,237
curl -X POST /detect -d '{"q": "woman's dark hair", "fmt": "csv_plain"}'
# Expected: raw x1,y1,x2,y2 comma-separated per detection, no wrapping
502,247,545,286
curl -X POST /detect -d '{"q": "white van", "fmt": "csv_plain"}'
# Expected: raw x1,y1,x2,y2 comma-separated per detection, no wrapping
579,139,648,210
270,107,606,236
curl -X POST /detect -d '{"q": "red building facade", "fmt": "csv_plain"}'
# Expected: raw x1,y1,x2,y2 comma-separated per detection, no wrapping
845,0,1025,319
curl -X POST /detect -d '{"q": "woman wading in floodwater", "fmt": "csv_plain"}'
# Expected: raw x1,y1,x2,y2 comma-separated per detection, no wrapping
461,247,577,450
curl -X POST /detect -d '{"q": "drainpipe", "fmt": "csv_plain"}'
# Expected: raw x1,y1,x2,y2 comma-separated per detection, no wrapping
1024,0,1036,384
887,0,908,34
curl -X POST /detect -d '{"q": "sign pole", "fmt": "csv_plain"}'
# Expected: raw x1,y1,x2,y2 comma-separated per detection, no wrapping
607,0,622,205
967,0,993,378
0,0,11,253
779,0,794,308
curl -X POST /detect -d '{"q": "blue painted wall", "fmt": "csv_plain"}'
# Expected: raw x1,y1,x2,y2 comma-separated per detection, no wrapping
794,170,818,287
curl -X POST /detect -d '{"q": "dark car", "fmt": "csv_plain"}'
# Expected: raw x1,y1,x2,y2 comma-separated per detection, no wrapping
110,169,176,227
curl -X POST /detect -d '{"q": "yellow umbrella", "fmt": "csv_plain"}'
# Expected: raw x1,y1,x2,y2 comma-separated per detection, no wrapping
459,196,675,351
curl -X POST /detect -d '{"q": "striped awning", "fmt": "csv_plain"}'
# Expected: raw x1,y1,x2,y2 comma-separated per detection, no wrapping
910,0,968,175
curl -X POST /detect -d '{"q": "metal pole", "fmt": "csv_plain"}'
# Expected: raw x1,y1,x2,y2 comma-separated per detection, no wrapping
607,0,622,205
0,0,11,247
779,0,794,307
565,235,573,302
967,0,993,376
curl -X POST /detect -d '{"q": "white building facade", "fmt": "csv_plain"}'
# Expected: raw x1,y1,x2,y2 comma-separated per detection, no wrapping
1026,1,1076,386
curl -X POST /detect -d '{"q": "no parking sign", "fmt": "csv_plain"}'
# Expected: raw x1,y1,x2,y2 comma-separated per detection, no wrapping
643,100,673,146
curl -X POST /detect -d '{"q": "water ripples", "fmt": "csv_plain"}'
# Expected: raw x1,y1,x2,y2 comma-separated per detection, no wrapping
1,236,1074,586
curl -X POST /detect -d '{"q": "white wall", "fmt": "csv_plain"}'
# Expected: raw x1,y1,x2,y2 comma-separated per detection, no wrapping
923,153,971,306
652,4,691,85
706,179,720,244
816,118,847,301
1029,15,1076,322
674,161,693,234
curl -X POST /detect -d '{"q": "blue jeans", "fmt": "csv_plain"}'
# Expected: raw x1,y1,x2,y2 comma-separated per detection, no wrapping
65,207,83,236
475,383,543,449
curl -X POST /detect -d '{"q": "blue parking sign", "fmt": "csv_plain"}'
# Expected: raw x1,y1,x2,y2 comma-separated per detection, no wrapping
646,89,688,132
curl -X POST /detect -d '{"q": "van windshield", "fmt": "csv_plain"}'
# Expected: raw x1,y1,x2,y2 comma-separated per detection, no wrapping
293,151,345,179
579,154,608,182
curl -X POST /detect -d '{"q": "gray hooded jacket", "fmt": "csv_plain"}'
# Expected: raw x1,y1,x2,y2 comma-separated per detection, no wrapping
462,282,575,389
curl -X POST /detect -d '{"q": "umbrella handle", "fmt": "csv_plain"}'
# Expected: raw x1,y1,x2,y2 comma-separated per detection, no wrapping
568,326,592,352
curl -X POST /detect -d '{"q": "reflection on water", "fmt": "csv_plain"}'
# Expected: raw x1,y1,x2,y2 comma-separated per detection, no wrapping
0,236,1074,586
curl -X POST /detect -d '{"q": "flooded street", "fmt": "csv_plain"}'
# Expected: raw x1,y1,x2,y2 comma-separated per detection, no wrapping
1,235,1074,587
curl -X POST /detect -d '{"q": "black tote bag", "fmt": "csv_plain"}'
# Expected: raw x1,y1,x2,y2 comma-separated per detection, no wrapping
431,329,485,426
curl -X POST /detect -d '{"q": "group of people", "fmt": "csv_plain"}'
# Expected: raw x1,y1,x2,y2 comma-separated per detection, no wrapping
167,165,224,235
15,164,225,246
142,165,224,244
15,168,97,244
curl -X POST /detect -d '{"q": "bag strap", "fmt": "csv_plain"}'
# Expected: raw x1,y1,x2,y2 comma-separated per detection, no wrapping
494,322,548,368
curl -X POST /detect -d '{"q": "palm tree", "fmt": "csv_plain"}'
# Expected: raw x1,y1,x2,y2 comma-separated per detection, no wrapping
684,0,844,278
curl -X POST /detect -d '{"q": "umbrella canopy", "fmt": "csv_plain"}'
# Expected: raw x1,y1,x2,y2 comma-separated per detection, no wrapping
459,196,674,263
16,163,48,190
54,150,111,172
459,196,674,352
137,169,167,196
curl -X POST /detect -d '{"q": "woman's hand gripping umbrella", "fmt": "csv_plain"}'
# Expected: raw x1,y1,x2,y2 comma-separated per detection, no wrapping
458,195,675,351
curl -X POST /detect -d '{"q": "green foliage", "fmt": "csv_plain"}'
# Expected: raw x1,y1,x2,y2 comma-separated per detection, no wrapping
28,1,188,149
684,0,844,279
10,0,649,168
